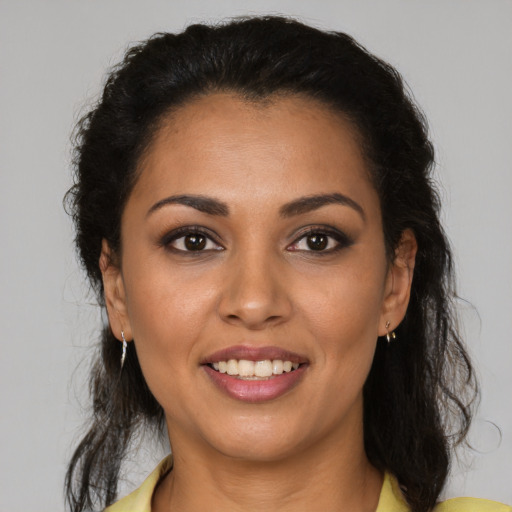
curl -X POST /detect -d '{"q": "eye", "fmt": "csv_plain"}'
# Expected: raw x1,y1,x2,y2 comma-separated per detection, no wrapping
288,228,351,253
161,227,223,253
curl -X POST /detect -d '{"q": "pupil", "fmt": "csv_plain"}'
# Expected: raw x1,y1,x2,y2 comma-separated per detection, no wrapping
185,234,206,250
307,234,328,250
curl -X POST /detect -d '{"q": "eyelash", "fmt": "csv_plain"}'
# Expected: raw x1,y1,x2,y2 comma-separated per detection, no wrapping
159,225,352,255
160,226,224,254
288,227,353,254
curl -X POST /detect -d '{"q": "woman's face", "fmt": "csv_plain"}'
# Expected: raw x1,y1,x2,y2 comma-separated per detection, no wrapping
103,93,414,462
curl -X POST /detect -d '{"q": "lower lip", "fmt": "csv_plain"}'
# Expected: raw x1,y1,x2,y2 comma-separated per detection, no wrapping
203,365,307,403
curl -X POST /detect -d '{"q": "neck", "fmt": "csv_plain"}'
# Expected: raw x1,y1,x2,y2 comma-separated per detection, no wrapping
152,422,382,512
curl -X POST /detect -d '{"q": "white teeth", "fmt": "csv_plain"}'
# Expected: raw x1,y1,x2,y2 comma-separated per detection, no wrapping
254,360,273,377
226,359,238,375
210,359,300,378
272,360,283,375
238,360,255,377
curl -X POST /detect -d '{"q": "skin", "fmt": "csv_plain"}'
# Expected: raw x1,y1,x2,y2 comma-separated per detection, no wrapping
101,93,417,511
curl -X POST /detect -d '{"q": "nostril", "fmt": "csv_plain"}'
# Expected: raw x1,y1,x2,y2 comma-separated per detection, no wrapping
224,312,284,327
218,279,293,328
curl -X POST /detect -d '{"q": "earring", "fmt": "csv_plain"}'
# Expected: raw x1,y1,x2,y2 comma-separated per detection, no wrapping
385,321,396,343
120,331,127,369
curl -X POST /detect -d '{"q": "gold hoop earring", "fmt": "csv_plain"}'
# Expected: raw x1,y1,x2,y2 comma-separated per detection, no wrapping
385,321,396,343
120,331,128,369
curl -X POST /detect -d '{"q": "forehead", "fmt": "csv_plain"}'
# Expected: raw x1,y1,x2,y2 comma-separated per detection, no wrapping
149,92,365,163
131,92,377,215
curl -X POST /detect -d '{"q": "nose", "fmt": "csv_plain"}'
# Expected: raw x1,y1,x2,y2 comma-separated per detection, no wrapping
218,249,292,330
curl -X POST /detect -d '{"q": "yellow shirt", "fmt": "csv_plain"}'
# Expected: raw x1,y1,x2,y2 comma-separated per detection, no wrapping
105,456,511,512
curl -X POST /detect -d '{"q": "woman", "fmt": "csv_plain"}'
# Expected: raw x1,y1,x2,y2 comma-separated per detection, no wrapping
65,16,510,512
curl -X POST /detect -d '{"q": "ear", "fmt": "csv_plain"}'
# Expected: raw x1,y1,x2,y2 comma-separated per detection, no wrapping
99,239,133,342
378,229,417,336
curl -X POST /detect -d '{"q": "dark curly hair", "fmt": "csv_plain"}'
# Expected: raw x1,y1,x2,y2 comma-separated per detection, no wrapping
65,16,477,512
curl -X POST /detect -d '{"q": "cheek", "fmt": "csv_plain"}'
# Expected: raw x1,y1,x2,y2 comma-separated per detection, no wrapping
123,253,218,337
305,269,384,339
121,258,218,398
297,256,387,378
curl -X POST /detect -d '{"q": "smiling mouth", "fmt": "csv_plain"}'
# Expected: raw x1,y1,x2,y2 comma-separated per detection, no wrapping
208,359,301,380
203,347,308,402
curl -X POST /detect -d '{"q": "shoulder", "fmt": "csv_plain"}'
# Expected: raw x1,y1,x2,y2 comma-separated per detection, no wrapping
434,497,512,512
378,472,511,512
104,455,173,512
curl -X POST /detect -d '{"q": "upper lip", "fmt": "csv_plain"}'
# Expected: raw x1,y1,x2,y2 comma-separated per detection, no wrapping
201,345,308,365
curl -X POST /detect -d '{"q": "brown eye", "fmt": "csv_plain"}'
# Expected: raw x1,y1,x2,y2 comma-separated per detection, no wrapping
287,227,352,254
184,234,207,250
306,234,328,251
163,228,223,253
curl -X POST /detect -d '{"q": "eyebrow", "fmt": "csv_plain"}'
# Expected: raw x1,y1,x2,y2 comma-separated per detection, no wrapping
147,194,230,217
147,192,365,221
279,193,366,221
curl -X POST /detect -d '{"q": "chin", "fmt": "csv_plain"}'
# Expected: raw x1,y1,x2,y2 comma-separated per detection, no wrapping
201,418,313,463
215,438,301,463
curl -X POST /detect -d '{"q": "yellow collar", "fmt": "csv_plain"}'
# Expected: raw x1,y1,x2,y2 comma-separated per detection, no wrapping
105,455,510,512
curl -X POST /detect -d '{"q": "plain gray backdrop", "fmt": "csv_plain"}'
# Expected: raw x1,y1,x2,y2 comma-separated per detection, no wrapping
1,1,511,510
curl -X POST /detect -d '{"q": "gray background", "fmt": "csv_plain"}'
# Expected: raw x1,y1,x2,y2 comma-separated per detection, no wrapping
1,0,511,510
